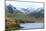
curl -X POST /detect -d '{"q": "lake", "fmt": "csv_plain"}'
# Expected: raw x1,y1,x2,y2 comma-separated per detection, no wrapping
11,23,44,31
20,23,44,29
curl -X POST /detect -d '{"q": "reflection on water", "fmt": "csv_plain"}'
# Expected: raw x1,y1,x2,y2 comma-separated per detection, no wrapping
20,23,44,29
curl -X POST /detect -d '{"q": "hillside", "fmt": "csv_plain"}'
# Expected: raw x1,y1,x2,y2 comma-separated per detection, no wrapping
5,4,44,23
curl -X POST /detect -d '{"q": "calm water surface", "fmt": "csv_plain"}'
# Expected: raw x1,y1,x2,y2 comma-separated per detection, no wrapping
11,23,44,31
20,23,44,29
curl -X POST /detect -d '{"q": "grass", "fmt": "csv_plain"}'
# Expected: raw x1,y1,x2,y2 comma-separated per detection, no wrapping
5,17,21,30
5,13,44,30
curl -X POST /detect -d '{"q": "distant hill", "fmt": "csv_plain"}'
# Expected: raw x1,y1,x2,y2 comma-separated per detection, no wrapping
5,4,44,23
5,4,25,19
5,4,44,18
27,8,44,18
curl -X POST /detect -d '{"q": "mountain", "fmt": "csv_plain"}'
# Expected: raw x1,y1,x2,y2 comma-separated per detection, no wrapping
6,4,22,13
5,4,44,23
5,4,26,19
5,4,44,18
21,8,31,14
27,8,44,18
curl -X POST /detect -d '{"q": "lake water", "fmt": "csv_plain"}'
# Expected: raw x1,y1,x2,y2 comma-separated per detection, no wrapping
20,23,44,29
11,23,44,31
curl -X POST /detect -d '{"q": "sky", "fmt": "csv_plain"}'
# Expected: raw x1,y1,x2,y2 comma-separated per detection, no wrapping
6,1,44,13
6,1,43,8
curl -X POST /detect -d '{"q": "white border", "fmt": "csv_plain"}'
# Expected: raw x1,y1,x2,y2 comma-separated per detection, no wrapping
0,0,5,31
